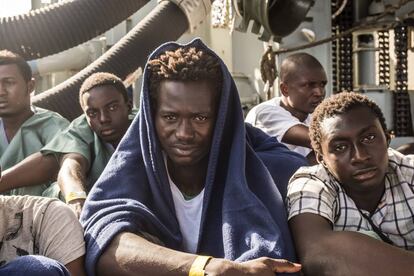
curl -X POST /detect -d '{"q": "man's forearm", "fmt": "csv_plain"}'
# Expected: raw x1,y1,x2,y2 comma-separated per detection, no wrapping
0,152,58,193
58,154,89,197
301,231,414,276
97,232,196,276
282,124,312,148
97,232,301,276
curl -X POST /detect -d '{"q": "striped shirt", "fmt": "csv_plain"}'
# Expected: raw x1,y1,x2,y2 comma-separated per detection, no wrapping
286,148,414,250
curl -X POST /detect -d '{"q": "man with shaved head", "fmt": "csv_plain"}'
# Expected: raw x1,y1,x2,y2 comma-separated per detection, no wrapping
246,53,327,164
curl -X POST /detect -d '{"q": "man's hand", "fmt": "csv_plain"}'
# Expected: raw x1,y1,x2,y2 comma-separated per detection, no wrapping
205,257,301,275
67,198,85,218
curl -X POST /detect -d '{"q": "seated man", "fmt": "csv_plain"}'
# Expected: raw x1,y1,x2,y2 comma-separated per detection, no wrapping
287,92,414,275
245,53,327,164
0,50,69,197
81,39,305,276
0,72,133,217
0,195,86,275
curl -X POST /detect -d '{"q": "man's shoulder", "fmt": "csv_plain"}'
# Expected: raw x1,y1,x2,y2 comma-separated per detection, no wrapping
30,106,70,128
41,114,95,158
61,114,94,140
286,164,339,223
32,106,67,120
288,164,334,194
388,148,414,184
291,164,330,181
254,97,282,113
389,148,414,166
69,114,89,128
246,97,293,126
246,98,279,116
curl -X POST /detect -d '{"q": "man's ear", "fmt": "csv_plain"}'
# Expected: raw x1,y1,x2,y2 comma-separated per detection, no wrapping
386,131,391,147
280,82,289,97
316,152,327,167
27,78,35,95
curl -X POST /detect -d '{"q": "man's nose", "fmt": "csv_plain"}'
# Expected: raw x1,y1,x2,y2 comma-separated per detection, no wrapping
175,119,194,141
99,110,111,123
351,144,370,163
0,83,7,95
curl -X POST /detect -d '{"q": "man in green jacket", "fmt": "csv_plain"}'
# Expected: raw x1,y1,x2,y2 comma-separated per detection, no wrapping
0,72,133,216
0,49,69,197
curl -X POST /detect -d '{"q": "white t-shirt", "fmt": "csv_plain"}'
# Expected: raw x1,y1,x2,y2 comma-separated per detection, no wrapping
245,97,311,157
164,159,204,253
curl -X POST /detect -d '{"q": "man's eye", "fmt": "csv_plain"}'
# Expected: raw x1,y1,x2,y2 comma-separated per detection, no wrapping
362,134,375,143
87,111,97,118
194,115,207,121
334,144,347,152
108,104,118,111
3,80,15,87
164,115,176,120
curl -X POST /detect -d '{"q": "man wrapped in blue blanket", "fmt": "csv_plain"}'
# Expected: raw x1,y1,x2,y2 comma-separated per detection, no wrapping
81,39,306,276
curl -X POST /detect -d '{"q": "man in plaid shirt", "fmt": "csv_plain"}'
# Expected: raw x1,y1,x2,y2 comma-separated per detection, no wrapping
286,92,414,275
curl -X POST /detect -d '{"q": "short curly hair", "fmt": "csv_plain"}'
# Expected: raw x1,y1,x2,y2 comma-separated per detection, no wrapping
147,46,222,107
0,49,32,82
309,92,388,154
79,72,128,107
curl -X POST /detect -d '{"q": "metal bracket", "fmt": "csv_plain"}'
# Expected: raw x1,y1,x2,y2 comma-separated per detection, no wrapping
159,0,211,33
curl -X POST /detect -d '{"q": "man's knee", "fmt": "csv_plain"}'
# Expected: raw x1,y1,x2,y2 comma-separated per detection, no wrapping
0,255,70,276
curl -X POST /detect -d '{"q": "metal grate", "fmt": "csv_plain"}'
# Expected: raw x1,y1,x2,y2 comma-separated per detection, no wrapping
378,30,390,87
331,0,353,93
393,24,413,136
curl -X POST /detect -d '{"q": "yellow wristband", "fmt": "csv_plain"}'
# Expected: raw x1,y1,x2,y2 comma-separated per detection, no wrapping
189,255,212,276
65,191,87,203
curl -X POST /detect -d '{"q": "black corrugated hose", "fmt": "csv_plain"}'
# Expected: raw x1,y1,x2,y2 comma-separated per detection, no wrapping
0,0,149,60
32,1,188,121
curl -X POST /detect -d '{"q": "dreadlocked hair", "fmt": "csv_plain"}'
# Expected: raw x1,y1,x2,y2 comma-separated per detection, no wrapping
310,91,388,154
147,46,222,106
79,72,128,107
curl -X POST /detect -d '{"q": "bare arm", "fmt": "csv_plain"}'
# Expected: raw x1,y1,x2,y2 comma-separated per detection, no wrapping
58,153,90,218
282,124,318,165
65,256,87,276
97,232,301,276
282,124,311,148
290,213,414,276
0,152,59,193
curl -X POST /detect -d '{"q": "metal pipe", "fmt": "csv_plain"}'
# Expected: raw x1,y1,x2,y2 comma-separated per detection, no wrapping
32,1,189,121
0,0,149,60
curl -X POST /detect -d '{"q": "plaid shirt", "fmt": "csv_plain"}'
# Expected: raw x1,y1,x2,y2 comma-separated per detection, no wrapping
286,148,414,250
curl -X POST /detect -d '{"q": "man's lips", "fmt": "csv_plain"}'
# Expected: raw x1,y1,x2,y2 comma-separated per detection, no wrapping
100,129,115,136
353,167,377,181
172,145,197,156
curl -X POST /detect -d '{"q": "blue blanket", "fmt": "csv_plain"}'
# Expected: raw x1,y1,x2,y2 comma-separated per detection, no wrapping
81,39,306,275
